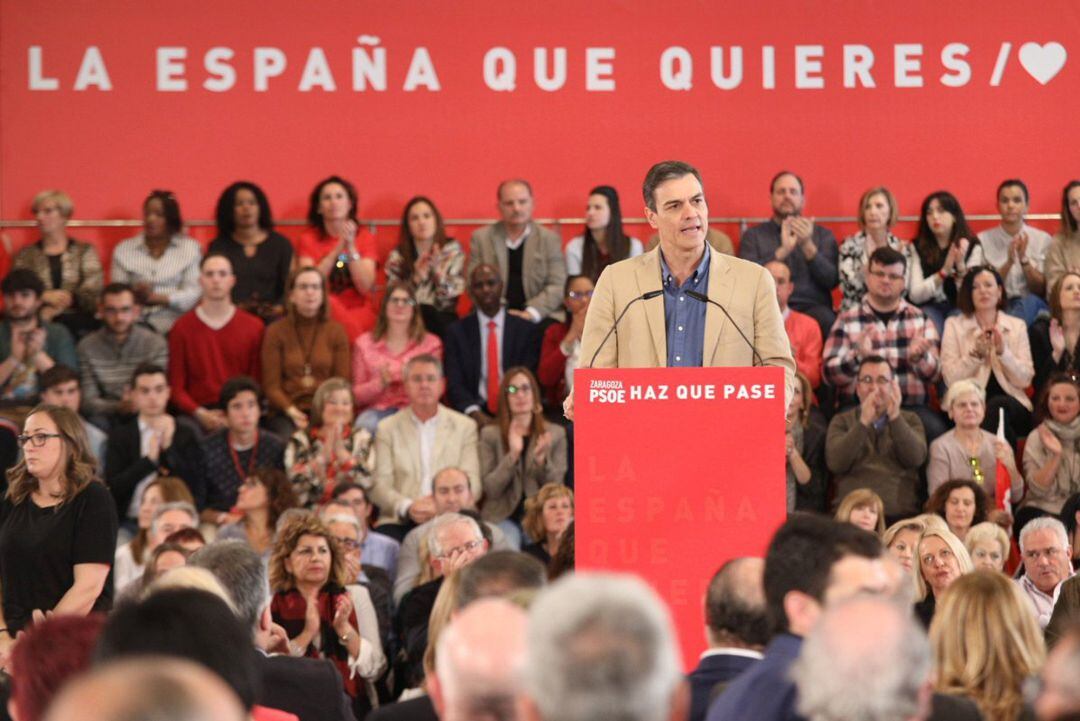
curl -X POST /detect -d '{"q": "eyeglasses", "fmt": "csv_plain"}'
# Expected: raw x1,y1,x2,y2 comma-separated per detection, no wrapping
857,376,891,386
436,539,483,560
507,383,533,395
869,270,905,282
567,290,593,300
387,296,417,307
293,282,322,292
18,433,61,447
332,536,362,551
968,456,985,486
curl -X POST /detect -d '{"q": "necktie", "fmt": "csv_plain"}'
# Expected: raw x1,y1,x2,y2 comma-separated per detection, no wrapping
486,320,500,414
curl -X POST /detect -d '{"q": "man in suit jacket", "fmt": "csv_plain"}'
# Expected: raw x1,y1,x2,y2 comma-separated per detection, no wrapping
688,558,768,721
188,541,355,721
569,161,795,419
372,356,481,537
444,264,540,423
468,179,567,324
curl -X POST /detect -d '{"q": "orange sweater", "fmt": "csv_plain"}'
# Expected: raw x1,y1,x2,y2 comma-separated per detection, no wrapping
262,315,351,412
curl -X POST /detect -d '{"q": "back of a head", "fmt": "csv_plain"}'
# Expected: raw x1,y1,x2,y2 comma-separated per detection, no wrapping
793,596,931,721
95,588,259,711
705,557,769,647
455,550,547,610
524,573,681,721
44,657,246,721
764,514,883,634
10,614,105,721
188,540,269,633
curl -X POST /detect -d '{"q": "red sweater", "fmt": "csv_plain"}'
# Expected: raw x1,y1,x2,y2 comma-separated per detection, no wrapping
168,307,265,413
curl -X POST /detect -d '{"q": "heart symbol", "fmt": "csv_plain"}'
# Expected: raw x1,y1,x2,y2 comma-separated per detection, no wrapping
1018,42,1066,85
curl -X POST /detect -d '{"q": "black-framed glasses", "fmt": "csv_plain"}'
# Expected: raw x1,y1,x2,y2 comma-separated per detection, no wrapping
18,433,61,447
507,383,533,395
332,536,362,551
387,296,417,307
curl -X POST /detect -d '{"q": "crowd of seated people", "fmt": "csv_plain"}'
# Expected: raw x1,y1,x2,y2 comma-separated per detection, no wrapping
1,174,1080,721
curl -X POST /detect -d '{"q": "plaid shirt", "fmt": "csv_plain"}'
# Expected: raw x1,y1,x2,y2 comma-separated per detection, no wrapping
824,298,940,406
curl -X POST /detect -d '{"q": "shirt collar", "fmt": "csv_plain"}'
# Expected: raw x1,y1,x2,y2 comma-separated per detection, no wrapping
659,245,710,290
477,307,506,327
700,647,764,661
410,407,441,428
138,234,178,251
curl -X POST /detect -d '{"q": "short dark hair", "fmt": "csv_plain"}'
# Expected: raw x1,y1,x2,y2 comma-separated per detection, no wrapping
957,265,1006,315
101,282,136,302
868,246,907,272
39,364,80,392
925,479,989,527
706,558,770,647
642,160,703,211
763,514,883,635
455,550,547,610
215,181,274,238
770,170,804,194
95,588,258,711
131,362,167,387
997,178,1029,204
200,252,234,271
145,190,184,237
1060,492,1080,540
219,376,261,409
858,354,892,376
2,268,44,297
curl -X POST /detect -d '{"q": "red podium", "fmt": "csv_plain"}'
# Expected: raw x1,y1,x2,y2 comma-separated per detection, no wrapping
574,366,787,670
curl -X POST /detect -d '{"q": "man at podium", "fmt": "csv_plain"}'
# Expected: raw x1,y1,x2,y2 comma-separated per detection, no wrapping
566,161,795,418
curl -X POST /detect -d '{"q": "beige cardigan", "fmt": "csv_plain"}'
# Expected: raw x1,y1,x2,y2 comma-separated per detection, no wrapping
940,313,1034,411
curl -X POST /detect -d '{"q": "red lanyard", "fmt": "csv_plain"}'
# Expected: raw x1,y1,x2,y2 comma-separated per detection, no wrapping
228,433,260,483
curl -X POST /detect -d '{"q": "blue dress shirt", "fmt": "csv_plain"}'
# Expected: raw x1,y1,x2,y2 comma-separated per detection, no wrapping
660,248,711,367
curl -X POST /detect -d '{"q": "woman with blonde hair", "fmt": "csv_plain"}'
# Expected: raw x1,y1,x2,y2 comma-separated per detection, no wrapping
0,405,118,649
930,571,1045,721
834,488,885,536
883,518,926,573
787,370,828,513
915,527,975,626
837,186,909,311
965,522,1012,573
521,483,574,565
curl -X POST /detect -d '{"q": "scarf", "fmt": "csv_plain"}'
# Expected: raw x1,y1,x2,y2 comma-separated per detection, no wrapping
271,585,362,699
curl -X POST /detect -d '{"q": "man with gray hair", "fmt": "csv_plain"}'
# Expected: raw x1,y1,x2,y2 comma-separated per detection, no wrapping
519,573,688,721
688,558,768,721
792,595,933,721
429,597,528,721
188,540,354,721
1018,517,1074,628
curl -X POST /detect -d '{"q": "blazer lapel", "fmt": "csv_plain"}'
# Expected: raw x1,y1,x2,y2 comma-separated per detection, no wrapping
431,407,448,471
492,224,510,291
635,250,668,366
401,414,422,493
704,247,735,364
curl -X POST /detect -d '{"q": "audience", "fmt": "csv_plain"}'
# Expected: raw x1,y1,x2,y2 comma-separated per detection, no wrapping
564,185,643,282
978,179,1052,324
1044,180,1080,295
262,267,351,436
537,274,594,409
15,190,103,335
372,354,480,539
914,527,974,627
0,404,117,639
286,376,374,509
941,266,1035,444
38,364,105,468
908,191,984,335
208,180,294,324
925,480,989,544
883,518,925,574
837,186,908,312
965,521,1011,573
76,282,168,427
297,175,378,340
688,558,767,721
104,363,202,523
352,281,443,433
113,476,195,590
738,171,839,336
520,483,573,565
1017,517,1074,629
786,370,828,512
200,376,285,523
928,380,1023,499
168,253,265,434
0,269,79,414
445,263,540,422
328,481,401,579
1031,272,1080,394
834,488,885,536
6,614,105,721
825,355,927,521
384,196,466,337
217,468,299,558
766,260,823,390
1022,372,1080,532
109,189,202,333
481,367,567,547
469,178,568,325
135,540,192,592
931,571,1046,721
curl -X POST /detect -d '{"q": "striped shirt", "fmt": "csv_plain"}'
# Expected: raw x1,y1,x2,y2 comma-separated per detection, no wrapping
110,234,203,333
76,326,169,416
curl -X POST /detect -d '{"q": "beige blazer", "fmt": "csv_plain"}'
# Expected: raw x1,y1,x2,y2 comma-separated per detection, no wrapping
479,423,567,524
578,244,796,400
371,405,481,521
940,313,1034,411
468,221,567,321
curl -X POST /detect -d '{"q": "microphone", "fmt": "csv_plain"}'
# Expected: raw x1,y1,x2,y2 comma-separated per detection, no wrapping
588,289,664,368
684,290,765,367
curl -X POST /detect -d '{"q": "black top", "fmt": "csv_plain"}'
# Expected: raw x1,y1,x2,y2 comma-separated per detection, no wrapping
505,243,526,311
105,418,205,514
200,430,285,512
1029,317,1080,397
522,541,552,566
0,481,118,632
208,232,294,311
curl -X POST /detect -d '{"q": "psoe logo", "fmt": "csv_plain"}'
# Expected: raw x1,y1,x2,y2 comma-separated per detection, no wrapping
589,379,626,404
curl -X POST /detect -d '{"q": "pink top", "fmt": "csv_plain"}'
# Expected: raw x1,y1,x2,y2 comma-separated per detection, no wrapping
352,331,443,411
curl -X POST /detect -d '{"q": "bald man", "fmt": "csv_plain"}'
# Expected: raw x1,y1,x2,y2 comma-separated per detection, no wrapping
429,598,528,721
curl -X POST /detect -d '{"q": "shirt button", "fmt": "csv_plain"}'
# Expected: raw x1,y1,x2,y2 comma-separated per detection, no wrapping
679,296,685,302
676,356,682,362
678,326,684,332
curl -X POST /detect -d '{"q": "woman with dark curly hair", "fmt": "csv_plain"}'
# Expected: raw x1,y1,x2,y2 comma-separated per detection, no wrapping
0,404,118,652
925,479,989,543
217,468,299,558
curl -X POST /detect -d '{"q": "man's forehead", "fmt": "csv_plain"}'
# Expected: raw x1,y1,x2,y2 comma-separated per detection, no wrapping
859,363,891,377
1026,529,1062,548
826,556,888,600
654,174,703,204
436,475,469,491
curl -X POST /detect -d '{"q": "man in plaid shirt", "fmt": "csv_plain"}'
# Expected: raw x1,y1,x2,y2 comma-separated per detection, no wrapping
824,246,946,441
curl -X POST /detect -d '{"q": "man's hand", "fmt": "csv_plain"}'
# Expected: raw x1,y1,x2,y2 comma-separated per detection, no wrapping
408,495,436,524
908,336,932,362
885,379,902,421
507,309,532,321
562,394,574,422
776,219,799,260
195,407,227,433
859,387,882,427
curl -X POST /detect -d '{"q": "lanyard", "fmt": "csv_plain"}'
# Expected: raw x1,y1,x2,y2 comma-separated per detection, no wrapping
228,433,260,483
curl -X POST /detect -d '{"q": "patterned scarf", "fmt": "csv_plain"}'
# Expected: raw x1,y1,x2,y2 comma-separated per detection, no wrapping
271,585,362,699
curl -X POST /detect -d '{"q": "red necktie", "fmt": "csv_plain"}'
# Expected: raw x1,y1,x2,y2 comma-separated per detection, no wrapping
486,320,500,414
